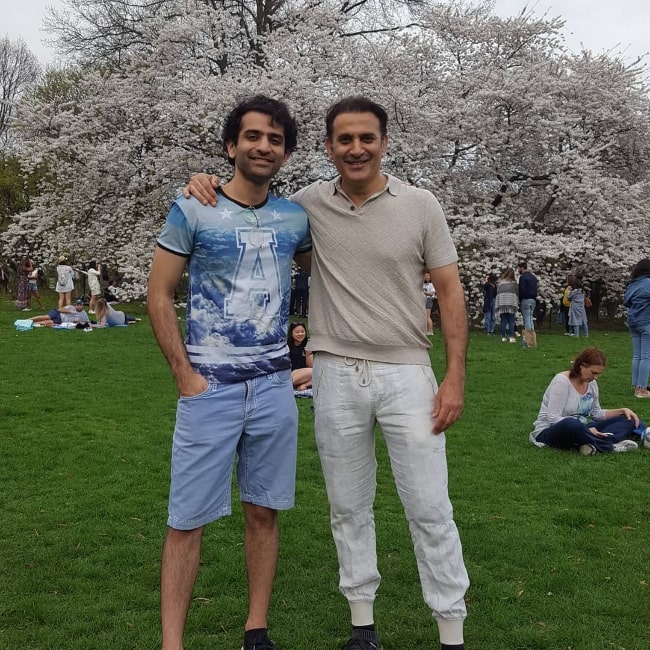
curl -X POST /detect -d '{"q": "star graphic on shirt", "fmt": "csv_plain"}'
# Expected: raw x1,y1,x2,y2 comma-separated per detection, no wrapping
271,209,283,221
219,207,233,220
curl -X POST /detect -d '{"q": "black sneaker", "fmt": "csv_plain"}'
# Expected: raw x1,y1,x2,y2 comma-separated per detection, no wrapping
342,629,381,649
242,632,276,650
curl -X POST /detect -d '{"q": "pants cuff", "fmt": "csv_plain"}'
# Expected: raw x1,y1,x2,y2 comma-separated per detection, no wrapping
436,617,464,645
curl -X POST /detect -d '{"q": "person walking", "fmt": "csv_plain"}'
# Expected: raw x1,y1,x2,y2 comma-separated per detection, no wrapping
623,258,650,398
149,96,311,650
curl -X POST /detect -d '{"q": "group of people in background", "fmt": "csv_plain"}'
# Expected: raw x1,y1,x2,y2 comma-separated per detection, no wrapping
482,257,650,403
5,252,140,331
3,79,648,650
4,254,121,312
27,297,139,329
482,263,593,344
482,262,539,345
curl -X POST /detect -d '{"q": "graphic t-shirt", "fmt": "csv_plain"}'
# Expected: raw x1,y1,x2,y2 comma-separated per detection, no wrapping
157,191,311,382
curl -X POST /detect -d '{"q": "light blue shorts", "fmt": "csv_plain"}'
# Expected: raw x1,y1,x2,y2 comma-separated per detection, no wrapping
167,369,298,530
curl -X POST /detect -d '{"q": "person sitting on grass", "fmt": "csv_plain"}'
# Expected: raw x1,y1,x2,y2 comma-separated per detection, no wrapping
288,321,312,391
93,297,139,327
29,299,90,328
529,347,645,455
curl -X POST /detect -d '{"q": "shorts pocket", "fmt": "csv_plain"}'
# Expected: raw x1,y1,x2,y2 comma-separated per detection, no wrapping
178,383,214,401
268,369,292,386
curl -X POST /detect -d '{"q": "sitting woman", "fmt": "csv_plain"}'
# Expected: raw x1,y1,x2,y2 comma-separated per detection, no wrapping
529,347,643,455
288,321,312,390
94,297,139,327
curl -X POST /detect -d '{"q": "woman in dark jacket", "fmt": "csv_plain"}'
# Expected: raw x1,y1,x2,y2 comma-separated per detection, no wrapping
482,273,497,335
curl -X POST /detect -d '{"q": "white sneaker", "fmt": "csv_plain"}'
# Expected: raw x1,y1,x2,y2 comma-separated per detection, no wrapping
612,440,638,453
501,337,507,342
579,444,597,456
641,427,650,449
509,337,516,343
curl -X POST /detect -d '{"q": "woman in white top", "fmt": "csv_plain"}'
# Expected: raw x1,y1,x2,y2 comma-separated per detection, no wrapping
55,255,75,309
76,261,102,313
422,272,436,336
529,347,644,455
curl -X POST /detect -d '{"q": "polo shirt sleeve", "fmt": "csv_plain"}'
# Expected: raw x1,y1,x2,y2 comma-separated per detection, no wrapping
422,192,458,270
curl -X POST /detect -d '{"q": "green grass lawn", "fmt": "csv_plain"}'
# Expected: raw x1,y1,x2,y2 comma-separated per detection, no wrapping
1,291,649,649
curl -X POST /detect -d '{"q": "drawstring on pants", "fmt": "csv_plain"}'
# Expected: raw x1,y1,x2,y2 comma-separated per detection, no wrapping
345,357,372,387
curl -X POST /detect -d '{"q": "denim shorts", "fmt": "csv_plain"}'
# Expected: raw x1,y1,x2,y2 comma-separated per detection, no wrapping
47,308,62,324
167,369,298,530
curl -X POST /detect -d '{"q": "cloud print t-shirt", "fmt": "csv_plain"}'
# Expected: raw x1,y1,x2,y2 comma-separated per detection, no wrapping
157,191,311,382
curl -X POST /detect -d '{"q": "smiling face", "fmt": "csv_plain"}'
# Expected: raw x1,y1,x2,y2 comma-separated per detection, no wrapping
291,324,306,345
226,111,290,185
325,111,387,196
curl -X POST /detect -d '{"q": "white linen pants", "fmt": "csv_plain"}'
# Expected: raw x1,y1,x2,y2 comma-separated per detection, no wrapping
312,352,469,622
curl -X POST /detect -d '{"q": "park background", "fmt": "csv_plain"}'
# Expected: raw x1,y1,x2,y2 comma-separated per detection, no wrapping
1,0,650,308
2,0,650,647
2,287,650,649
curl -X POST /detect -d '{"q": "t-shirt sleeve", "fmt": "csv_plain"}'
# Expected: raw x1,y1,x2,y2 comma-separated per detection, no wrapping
297,219,312,253
156,202,195,257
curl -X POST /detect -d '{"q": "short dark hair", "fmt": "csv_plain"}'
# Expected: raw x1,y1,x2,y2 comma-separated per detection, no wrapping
631,258,650,279
325,96,388,140
569,348,607,378
222,95,298,165
518,261,527,270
